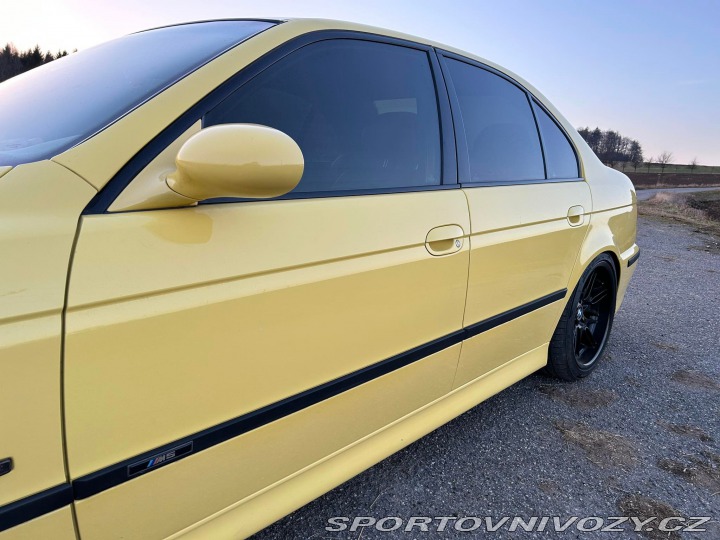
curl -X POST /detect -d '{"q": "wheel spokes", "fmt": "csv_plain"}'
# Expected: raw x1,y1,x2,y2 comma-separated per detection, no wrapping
587,288,608,305
573,266,613,367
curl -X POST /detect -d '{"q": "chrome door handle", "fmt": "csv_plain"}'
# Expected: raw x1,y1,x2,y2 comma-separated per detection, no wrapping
567,205,585,227
425,225,465,256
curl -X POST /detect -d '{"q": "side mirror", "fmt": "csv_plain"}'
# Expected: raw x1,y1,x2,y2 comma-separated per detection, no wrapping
166,124,304,201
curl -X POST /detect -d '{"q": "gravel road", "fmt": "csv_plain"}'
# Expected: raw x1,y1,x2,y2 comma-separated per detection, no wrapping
636,187,719,201
254,216,720,540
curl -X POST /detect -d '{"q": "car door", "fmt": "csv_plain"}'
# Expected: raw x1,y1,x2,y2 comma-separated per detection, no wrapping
64,38,470,539
439,53,592,387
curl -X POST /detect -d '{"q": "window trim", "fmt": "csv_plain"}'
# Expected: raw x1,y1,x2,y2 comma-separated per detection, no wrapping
436,49,583,187
84,30,458,215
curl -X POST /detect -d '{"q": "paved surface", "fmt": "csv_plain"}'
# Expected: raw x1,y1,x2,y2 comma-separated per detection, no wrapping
636,187,719,201
254,216,720,540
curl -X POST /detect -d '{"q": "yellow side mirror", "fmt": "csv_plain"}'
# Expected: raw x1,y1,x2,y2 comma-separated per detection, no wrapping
166,124,304,201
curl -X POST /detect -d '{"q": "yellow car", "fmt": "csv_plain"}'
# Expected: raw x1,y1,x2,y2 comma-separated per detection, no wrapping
0,18,638,539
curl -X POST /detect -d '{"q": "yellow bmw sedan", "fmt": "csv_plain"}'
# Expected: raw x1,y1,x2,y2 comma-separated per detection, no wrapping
0,18,639,539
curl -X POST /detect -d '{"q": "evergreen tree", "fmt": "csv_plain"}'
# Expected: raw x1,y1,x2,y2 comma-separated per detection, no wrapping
0,42,71,83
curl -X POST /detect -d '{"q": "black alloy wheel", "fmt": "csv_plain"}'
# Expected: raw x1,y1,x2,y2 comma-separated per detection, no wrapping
545,254,618,381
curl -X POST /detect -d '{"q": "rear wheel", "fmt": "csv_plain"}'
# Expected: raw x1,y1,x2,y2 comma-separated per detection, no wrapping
545,254,617,381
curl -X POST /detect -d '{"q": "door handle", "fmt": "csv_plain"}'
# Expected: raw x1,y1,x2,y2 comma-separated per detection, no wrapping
567,205,585,227
425,224,465,256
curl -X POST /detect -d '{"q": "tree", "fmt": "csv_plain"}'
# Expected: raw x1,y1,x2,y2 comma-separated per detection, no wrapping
629,140,643,170
0,44,22,81
645,157,654,173
689,157,699,174
601,130,622,167
577,127,644,168
657,151,673,174
0,42,71,83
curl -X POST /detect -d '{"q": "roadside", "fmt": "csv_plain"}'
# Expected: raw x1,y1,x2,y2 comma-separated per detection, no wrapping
626,172,720,190
253,215,720,540
635,187,720,201
638,189,720,253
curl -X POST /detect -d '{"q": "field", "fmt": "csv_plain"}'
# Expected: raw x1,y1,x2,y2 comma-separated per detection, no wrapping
611,163,720,175
638,189,720,244
626,172,720,189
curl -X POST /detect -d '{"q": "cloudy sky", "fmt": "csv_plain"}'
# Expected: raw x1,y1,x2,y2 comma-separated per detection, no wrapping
2,0,718,164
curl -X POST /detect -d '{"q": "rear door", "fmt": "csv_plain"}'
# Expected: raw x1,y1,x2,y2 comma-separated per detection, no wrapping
65,37,470,539
439,53,592,387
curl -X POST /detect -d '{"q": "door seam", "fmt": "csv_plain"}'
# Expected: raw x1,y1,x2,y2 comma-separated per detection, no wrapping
60,214,85,540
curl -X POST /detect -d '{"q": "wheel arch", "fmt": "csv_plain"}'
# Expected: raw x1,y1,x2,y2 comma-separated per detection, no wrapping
567,221,625,311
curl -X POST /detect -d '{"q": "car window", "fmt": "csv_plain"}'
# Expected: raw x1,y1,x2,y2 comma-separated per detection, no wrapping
204,39,442,193
0,21,274,166
445,58,544,183
532,101,579,179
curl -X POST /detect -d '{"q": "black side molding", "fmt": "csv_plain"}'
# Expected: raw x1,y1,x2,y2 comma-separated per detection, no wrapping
0,484,73,533
628,250,640,267
464,289,567,340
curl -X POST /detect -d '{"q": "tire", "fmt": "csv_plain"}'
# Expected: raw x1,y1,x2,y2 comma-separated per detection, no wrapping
545,254,618,381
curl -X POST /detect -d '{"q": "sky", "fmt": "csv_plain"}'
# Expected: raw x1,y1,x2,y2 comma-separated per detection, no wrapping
2,0,719,165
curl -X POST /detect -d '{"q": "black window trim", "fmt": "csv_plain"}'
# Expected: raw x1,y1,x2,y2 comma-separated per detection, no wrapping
436,49,583,188
84,30,458,215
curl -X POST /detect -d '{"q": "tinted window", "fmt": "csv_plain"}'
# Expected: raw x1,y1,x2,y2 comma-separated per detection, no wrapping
533,101,579,179
446,58,544,183
0,21,274,166
205,40,441,193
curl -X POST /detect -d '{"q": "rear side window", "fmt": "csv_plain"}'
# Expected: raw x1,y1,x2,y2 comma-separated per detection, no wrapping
533,101,579,179
445,58,544,183
205,39,442,193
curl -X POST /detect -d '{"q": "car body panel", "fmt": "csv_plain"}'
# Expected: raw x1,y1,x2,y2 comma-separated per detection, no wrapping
0,507,76,540
0,162,95,512
461,182,591,325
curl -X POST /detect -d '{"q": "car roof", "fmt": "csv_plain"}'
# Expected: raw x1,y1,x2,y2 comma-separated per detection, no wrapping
139,18,513,85
148,18,555,114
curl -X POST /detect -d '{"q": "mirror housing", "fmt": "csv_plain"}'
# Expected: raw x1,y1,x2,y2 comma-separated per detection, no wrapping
166,124,304,201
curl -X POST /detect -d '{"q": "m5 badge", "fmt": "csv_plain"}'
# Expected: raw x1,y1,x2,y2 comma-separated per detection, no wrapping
127,442,193,477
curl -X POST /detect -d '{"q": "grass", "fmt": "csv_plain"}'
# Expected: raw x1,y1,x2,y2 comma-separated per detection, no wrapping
638,189,720,242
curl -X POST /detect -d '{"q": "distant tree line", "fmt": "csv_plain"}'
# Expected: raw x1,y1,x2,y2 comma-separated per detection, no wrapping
0,43,70,83
577,127,645,170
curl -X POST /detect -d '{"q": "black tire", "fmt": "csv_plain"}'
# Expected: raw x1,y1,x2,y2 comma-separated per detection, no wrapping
544,254,618,381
